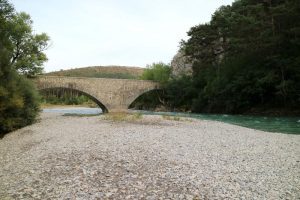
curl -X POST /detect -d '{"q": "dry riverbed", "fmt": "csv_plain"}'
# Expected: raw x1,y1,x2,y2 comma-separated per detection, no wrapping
0,113,299,199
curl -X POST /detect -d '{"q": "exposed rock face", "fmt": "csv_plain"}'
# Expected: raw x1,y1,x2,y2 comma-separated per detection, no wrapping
170,50,193,77
212,37,226,64
171,37,227,78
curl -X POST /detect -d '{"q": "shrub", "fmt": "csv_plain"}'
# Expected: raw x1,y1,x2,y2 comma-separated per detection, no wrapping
0,69,40,135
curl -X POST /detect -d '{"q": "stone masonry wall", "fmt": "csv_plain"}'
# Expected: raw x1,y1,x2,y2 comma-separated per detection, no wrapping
34,76,159,112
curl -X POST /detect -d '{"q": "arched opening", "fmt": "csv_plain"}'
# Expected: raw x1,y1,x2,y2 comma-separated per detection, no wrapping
129,89,166,111
39,87,108,113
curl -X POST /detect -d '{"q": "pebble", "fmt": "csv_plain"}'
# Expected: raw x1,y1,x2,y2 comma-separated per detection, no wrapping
0,113,299,199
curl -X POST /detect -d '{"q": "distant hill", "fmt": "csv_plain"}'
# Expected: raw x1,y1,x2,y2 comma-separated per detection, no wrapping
44,66,145,79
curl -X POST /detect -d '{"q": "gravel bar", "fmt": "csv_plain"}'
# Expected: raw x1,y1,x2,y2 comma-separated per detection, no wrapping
0,113,299,199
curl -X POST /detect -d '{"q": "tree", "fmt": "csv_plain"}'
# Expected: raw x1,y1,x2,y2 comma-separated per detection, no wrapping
118,0,300,115
0,0,49,135
9,12,50,76
177,0,300,114
140,62,171,84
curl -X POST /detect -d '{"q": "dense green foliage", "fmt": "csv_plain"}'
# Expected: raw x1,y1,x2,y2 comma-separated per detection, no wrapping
140,62,171,84
183,0,300,114
41,88,97,107
136,0,300,115
0,0,49,135
10,12,49,76
0,70,40,134
137,0,300,115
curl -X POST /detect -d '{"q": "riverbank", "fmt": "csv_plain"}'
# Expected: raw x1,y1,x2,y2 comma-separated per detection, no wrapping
40,103,98,109
0,113,299,199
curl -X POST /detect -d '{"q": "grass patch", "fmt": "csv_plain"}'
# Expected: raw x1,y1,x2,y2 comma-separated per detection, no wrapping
161,114,194,122
104,112,143,122
162,115,182,121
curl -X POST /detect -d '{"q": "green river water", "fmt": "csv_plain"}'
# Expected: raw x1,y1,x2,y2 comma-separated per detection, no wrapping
43,108,300,134
139,111,300,135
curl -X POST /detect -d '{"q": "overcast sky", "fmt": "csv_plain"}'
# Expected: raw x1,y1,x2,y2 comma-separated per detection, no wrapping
10,0,234,72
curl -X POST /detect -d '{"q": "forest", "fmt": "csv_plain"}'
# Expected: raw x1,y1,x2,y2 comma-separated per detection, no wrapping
137,0,300,116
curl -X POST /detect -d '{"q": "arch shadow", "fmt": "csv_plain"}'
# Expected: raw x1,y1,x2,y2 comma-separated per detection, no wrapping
128,89,163,111
39,87,109,113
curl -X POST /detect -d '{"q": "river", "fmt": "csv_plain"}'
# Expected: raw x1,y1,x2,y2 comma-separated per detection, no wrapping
43,107,300,134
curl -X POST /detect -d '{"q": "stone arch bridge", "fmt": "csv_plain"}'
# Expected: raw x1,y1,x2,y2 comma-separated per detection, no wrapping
34,76,160,112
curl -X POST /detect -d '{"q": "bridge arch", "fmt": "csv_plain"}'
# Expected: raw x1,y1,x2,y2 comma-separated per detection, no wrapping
34,76,160,112
128,88,163,110
39,87,109,113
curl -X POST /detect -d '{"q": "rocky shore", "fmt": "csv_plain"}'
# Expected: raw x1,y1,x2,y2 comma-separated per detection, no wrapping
0,113,299,199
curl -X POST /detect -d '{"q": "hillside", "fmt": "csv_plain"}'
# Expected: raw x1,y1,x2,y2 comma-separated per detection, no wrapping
45,66,145,79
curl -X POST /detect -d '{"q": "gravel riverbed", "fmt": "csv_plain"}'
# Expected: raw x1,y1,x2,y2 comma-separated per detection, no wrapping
0,113,299,199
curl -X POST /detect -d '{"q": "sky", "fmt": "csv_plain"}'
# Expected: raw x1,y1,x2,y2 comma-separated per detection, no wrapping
10,0,234,72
